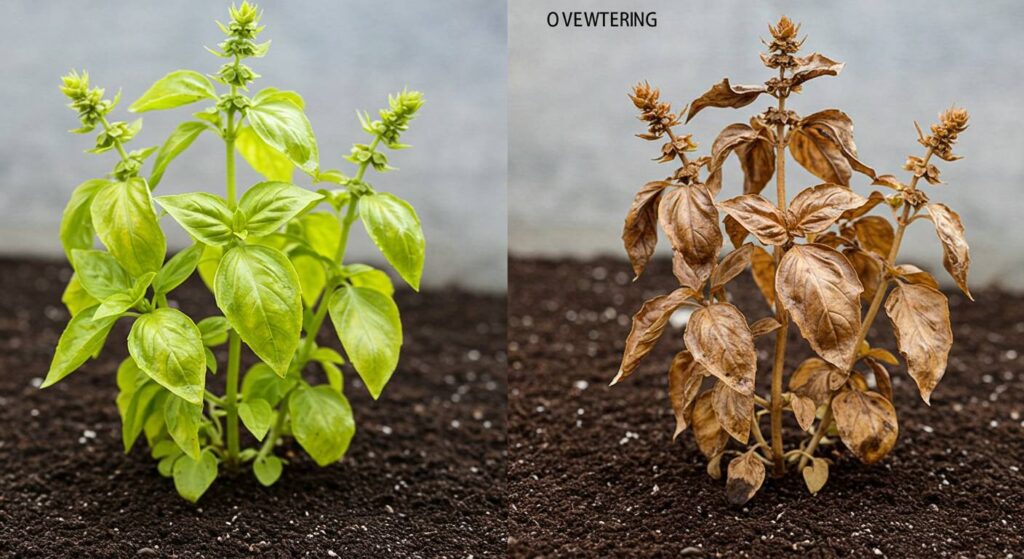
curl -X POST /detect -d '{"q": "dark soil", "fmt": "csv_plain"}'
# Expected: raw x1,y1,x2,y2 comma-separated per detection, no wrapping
508,256,1024,558
0,258,506,558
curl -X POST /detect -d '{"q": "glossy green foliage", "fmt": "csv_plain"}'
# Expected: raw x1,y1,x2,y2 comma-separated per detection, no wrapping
44,2,425,503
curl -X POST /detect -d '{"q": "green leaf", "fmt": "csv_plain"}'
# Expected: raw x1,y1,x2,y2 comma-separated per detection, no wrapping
153,243,203,295
214,245,302,376
122,382,163,453
127,308,206,405
238,399,273,440
238,182,323,237
116,357,144,417
91,178,166,277
289,385,355,466
62,274,99,317
292,254,326,307
323,362,344,393
94,272,155,319
173,449,218,503
164,395,203,460
297,212,341,258
150,122,207,189
247,100,319,174
254,87,305,109
253,455,283,486
235,125,293,182
312,346,345,365
41,306,119,387
197,243,222,291
204,347,217,374
151,439,180,460
242,363,295,407
197,316,230,346
358,193,425,290
158,454,181,478
130,70,216,113
71,249,131,299
60,179,110,259
328,285,402,399
154,192,234,246
345,264,395,296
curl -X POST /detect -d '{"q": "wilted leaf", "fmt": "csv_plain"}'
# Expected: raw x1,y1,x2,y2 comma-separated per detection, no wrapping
726,448,765,505
708,121,775,196
791,394,817,431
832,389,899,464
613,287,697,384
789,110,875,185
712,380,753,443
926,204,971,299
686,78,767,123
658,184,722,288
802,457,829,495
749,316,781,337
866,347,900,366
840,191,886,221
776,244,863,369
719,194,789,246
865,358,894,402
894,264,939,289
852,216,895,258
691,391,729,459
791,53,844,87
622,181,669,279
885,283,953,404
789,357,847,406
668,350,704,439
749,246,776,306
684,303,756,395
871,175,906,191
710,244,753,291
787,184,867,236
724,215,749,248
844,248,883,302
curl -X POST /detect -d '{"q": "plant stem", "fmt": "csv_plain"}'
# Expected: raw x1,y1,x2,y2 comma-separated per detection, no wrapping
798,147,936,471
222,82,242,468
99,116,131,164
797,396,833,470
257,408,288,460
334,201,359,263
769,86,789,477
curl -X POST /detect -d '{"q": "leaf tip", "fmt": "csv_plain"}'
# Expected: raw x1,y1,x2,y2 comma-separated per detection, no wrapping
609,370,625,386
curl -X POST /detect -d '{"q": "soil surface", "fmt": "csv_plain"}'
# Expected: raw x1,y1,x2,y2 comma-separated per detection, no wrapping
0,258,507,558
508,257,1024,558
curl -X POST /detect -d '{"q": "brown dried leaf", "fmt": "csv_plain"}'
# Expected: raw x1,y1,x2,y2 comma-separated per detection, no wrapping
787,184,867,236
814,232,846,249
840,190,885,222
844,248,883,303
659,184,723,288
791,394,817,432
832,389,899,464
710,244,753,291
613,287,698,384
776,244,864,369
726,448,765,506
866,347,900,366
791,53,844,87
692,391,729,459
926,203,972,300
668,350,705,440
789,357,847,405
789,110,875,186
749,246,776,306
894,264,940,289
710,123,758,171
709,121,776,197
707,451,724,480
852,216,895,258
749,316,781,338
719,194,789,246
622,181,669,279
801,457,829,495
686,78,768,123
885,283,953,404
865,358,894,402
712,380,753,444
871,175,906,191
684,303,757,395
724,215,750,248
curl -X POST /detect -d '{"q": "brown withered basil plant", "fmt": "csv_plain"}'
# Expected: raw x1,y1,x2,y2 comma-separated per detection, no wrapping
612,16,972,504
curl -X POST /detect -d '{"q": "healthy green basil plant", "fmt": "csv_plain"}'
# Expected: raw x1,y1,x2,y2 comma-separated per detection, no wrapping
44,2,425,502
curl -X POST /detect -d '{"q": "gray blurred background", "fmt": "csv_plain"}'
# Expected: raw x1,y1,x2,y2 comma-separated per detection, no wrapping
511,0,1024,288
0,0,506,291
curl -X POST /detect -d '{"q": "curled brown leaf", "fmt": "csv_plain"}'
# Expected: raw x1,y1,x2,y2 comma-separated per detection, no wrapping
712,380,753,444
719,194,790,246
865,358,894,402
613,287,698,384
684,303,757,395
789,109,876,185
659,184,723,289
844,247,883,303
832,388,899,464
789,357,847,406
692,390,729,459
885,283,953,404
776,244,863,369
709,121,775,197
790,394,817,432
802,457,829,495
790,53,844,87
749,245,776,306
622,181,670,279
686,78,768,123
668,350,705,440
749,316,781,338
840,190,886,221
726,448,766,506
787,183,867,236
894,264,940,289
926,203,971,300
852,216,895,258
724,215,750,248
710,244,754,291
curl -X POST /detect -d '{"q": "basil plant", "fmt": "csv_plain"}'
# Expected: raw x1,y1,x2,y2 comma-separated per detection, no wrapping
44,2,425,502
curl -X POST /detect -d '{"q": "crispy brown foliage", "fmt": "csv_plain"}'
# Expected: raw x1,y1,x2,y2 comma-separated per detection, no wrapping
615,15,973,502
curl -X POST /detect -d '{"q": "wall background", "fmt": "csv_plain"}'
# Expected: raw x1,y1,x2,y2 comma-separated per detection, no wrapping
0,0,507,291
510,0,1024,288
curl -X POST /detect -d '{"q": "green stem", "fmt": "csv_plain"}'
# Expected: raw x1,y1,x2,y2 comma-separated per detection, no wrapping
257,408,288,460
225,331,242,468
354,136,382,182
99,116,131,163
334,201,359,263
